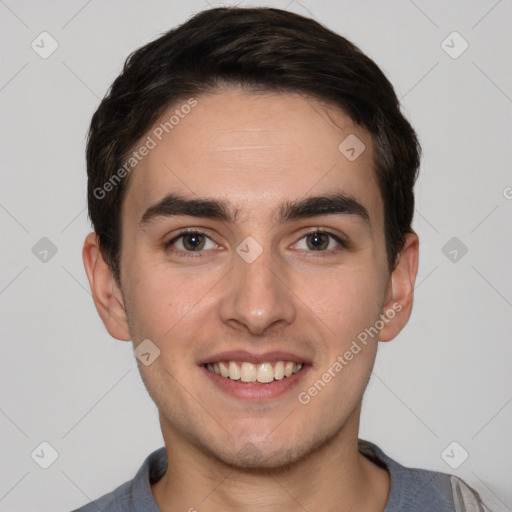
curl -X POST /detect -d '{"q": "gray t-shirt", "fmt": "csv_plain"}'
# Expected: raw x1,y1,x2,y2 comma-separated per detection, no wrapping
71,440,493,511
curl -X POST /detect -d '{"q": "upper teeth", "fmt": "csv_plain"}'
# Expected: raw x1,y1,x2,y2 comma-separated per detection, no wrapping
206,361,303,383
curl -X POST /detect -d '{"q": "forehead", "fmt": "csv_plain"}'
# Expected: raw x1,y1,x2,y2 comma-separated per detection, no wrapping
121,88,383,227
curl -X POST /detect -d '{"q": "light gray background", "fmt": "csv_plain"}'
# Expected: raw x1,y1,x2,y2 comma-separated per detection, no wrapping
0,1,511,510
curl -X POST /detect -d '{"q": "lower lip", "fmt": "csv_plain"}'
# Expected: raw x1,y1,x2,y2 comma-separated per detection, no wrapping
201,365,310,401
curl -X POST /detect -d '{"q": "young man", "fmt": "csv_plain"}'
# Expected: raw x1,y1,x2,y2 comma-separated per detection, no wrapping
76,6,493,511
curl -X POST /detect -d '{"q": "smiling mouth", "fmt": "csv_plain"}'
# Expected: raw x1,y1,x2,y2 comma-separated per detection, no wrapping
205,361,304,384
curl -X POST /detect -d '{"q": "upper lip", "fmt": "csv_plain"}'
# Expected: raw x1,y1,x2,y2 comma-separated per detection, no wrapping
199,350,311,366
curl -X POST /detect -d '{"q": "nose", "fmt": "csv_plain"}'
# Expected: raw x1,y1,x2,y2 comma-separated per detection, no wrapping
218,242,296,336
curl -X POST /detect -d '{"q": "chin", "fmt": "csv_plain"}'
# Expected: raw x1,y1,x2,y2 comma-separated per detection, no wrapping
202,428,331,471
217,445,307,471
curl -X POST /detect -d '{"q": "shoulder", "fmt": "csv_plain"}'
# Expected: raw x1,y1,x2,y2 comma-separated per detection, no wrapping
358,440,495,512
70,480,132,511
448,475,495,512
69,447,167,512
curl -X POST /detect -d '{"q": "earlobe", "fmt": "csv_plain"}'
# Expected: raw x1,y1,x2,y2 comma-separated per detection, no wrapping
379,232,419,342
82,232,131,341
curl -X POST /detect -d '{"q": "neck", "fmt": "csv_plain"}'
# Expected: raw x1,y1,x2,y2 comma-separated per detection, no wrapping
151,414,390,512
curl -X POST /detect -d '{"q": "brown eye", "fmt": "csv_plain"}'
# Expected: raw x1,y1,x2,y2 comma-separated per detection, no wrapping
306,232,330,251
181,233,206,251
166,230,217,255
293,230,346,254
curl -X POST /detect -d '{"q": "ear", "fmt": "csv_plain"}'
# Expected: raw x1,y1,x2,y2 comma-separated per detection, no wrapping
82,232,131,341
378,232,419,342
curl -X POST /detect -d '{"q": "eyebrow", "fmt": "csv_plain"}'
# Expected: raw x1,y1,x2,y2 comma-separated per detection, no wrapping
139,192,370,227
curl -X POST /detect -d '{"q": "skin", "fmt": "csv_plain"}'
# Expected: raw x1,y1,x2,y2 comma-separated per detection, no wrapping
83,88,419,511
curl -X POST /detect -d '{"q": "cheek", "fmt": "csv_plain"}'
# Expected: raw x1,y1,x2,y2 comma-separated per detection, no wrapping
296,340,377,429
302,265,385,335
123,255,213,338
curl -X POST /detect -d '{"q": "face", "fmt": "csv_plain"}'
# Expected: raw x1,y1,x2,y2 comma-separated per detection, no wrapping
85,88,417,469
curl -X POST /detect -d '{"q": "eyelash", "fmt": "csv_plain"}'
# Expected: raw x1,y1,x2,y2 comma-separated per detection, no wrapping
164,228,347,258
